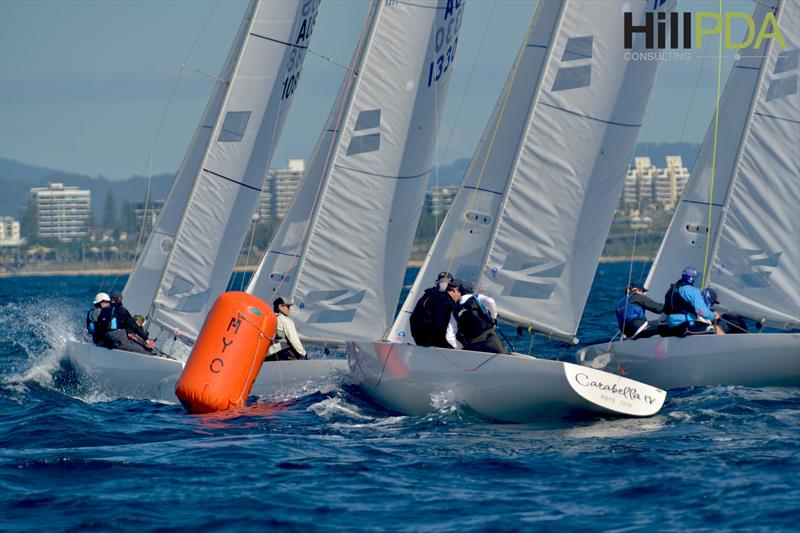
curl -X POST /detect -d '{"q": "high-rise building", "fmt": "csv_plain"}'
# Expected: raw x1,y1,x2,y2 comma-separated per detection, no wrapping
425,186,458,216
257,159,305,221
622,156,690,211
30,182,91,241
0,216,22,246
135,199,165,230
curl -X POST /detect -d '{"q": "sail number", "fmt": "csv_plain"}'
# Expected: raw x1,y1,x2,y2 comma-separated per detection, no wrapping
281,0,321,101
427,0,464,88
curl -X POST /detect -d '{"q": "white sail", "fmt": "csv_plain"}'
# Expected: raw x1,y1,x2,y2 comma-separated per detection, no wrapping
123,1,256,318
391,0,675,343
142,0,320,341
247,0,464,344
645,0,799,328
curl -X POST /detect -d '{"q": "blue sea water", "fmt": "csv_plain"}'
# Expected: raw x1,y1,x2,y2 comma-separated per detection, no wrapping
1,263,799,531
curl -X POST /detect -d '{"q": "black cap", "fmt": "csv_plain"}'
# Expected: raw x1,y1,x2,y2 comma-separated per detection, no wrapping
111,290,123,300
446,279,461,291
437,271,453,282
458,280,474,294
627,282,648,292
273,297,294,312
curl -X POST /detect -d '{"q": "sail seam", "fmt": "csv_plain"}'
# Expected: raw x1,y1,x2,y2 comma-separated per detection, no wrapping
203,168,262,192
538,102,641,127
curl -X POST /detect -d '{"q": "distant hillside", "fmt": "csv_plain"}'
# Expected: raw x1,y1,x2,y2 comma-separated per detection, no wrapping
0,158,173,219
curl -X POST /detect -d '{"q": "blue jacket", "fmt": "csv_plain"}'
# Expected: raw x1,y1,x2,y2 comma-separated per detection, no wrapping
666,284,714,327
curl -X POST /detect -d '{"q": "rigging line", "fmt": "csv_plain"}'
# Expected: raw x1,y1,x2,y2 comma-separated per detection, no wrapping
444,7,537,278
701,0,724,289
125,0,223,284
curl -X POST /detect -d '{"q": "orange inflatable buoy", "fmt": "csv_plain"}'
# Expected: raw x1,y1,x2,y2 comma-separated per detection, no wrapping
175,292,277,414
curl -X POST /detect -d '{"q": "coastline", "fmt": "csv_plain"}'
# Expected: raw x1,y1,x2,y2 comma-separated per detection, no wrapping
0,256,654,278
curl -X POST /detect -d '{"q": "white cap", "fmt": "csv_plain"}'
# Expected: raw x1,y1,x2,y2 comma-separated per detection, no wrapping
93,292,111,305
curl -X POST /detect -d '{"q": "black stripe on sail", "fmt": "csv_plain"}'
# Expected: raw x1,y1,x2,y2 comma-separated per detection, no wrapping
464,185,503,196
204,168,262,192
250,32,309,49
333,164,430,180
682,199,725,208
539,102,641,128
754,112,800,125
269,250,301,258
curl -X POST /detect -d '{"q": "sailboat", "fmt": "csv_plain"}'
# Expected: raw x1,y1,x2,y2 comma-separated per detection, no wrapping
63,0,338,401
577,0,800,390
347,0,676,423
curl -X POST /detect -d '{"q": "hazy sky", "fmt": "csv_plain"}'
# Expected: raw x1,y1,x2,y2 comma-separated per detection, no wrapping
1,0,756,180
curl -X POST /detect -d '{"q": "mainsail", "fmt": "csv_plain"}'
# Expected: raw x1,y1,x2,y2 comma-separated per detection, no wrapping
391,0,676,343
645,0,799,329
247,0,464,344
125,0,320,341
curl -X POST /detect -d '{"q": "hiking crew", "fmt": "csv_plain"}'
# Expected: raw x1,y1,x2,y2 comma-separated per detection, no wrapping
409,271,455,348
86,292,115,345
615,282,664,339
446,281,506,354
663,266,720,336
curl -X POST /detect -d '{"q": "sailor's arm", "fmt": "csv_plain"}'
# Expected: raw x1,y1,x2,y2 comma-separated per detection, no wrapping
445,316,462,350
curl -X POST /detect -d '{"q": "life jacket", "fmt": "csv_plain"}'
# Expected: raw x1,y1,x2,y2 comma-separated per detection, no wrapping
86,307,116,344
615,294,645,328
663,279,696,316
409,288,441,341
454,294,495,346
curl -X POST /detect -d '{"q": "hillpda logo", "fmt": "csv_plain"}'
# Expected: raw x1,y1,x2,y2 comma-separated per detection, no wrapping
625,0,786,52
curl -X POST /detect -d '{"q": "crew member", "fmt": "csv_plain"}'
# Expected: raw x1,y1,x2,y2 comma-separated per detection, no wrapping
409,271,455,347
446,280,506,354
265,297,307,361
615,282,663,339
663,266,720,336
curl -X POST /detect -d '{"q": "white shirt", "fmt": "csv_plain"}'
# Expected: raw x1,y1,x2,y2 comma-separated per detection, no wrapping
445,293,498,349
267,313,306,356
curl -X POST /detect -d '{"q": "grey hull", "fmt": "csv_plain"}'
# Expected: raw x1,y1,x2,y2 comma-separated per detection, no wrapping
576,333,800,390
347,340,666,423
63,340,348,403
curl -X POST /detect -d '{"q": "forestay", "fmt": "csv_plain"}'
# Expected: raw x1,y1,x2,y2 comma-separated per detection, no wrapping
391,0,676,343
143,0,320,341
247,0,463,344
645,0,799,329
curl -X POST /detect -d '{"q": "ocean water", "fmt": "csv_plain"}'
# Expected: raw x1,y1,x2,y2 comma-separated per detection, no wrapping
1,263,799,531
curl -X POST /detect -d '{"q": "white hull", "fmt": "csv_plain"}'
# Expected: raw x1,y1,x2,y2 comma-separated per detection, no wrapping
346,341,666,423
576,333,800,390
63,340,348,403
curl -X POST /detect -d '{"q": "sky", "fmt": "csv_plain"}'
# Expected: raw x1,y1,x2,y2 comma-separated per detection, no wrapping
0,0,757,180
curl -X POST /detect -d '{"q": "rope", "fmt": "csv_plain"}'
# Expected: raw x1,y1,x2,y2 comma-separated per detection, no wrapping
701,0,725,289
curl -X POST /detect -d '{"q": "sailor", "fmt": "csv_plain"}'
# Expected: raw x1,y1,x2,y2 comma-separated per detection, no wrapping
703,287,747,334
409,271,456,348
265,297,307,361
86,292,114,346
662,266,720,336
615,282,663,339
108,290,156,352
446,280,507,354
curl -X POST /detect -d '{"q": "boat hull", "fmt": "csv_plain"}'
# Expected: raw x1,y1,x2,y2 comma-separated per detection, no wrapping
346,341,666,423
63,340,348,402
576,333,800,390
